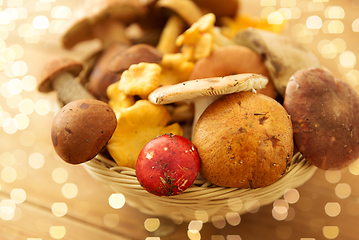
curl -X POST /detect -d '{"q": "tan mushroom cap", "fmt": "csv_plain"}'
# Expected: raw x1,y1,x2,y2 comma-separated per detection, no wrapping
38,58,83,93
61,0,148,49
148,73,268,104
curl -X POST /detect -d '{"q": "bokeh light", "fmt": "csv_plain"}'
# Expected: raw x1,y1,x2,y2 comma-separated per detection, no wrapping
49,226,66,239
108,193,125,209
323,226,339,239
52,168,68,184
10,188,26,204
325,202,341,217
61,183,78,199
52,202,68,217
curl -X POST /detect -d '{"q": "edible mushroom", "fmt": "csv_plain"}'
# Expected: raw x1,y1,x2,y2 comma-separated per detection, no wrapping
193,0,240,19
234,28,321,97
51,99,117,164
61,0,147,49
37,57,94,105
189,44,276,98
148,73,268,137
192,91,293,188
284,68,359,170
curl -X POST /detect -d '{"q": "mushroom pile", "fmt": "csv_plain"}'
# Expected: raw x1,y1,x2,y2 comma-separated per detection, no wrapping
39,0,359,197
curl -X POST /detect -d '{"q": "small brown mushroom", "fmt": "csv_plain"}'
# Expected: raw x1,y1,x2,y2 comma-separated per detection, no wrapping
108,43,164,73
284,68,359,170
193,0,240,19
87,43,163,102
37,58,94,104
61,0,147,49
51,99,117,164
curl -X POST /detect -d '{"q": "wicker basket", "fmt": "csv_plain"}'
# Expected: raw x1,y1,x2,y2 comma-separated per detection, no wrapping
82,151,317,222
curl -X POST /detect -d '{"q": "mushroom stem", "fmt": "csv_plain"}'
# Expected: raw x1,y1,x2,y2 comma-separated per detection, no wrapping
92,19,132,49
52,72,94,104
190,96,220,139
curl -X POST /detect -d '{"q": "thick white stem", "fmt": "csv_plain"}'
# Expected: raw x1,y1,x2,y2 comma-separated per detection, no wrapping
52,72,94,104
191,96,220,140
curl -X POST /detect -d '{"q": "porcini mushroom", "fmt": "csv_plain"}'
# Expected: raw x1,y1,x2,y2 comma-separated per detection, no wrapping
234,28,321,97
148,73,268,137
192,91,293,188
284,68,359,170
37,57,94,104
51,99,117,164
189,44,276,98
61,0,147,49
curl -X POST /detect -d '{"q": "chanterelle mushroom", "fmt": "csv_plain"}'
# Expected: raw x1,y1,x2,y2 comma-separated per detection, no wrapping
234,28,321,97
37,57,94,104
284,68,359,170
148,73,268,137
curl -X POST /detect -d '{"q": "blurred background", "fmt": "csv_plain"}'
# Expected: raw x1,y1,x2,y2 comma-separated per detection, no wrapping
0,0,359,239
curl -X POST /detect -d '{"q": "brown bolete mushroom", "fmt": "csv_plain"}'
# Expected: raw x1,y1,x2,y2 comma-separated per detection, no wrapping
148,73,268,137
189,44,276,98
61,0,148,49
234,28,321,97
193,0,240,19
51,99,117,164
193,91,293,188
87,43,164,102
283,68,359,170
37,57,94,104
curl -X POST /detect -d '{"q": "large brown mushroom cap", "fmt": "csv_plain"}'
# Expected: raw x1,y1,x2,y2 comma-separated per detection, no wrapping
51,99,117,164
284,68,359,170
193,91,293,188
38,58,83,93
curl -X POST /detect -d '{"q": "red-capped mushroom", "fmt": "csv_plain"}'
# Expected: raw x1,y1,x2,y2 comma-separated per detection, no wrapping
136,133,201,196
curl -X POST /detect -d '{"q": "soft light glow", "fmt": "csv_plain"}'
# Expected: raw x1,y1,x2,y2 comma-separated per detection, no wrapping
28,152,45,169
19,98,35,115
325,170,341,183
3,118,18,134
225,212,241,226
260,0,276,7
0,199,16,221
280,0,296,7
348,159,359,175
195,210,208,223
33,15,49,29
144,218,160,232
62,183,78,199
49,226,66,239
19,130,36,147
14,113,29,130
52,203,68,217
51,6,72,19
12,60,27,76
339,51,356,68
267,11,284,24
324,6,345,19
323,226,339,239
353,19,359,32
103,214,119,228
1,167,17,183
189,220,203,231
335,183,351,199
7,78,23,94
284,189,300,204
7,0,23,7
21,75,37,91
5,8,19,20
0,11,11,25
212,215,226,229
325,202,341,217
52,168,68,184
108,193,125,209
322,20,344,34
306,15,322,29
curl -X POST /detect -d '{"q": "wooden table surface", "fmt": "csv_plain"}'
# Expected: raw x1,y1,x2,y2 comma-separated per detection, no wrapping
1,0,359,239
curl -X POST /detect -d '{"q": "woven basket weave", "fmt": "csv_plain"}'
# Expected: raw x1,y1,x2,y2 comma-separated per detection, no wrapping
83,151,317,222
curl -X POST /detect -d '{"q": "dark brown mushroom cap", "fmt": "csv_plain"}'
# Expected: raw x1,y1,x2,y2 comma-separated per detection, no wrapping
108,43,164,73
87,42,129,102
193,0,240,19
51,99,117,164
37,58,83,93
283,68,359,170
